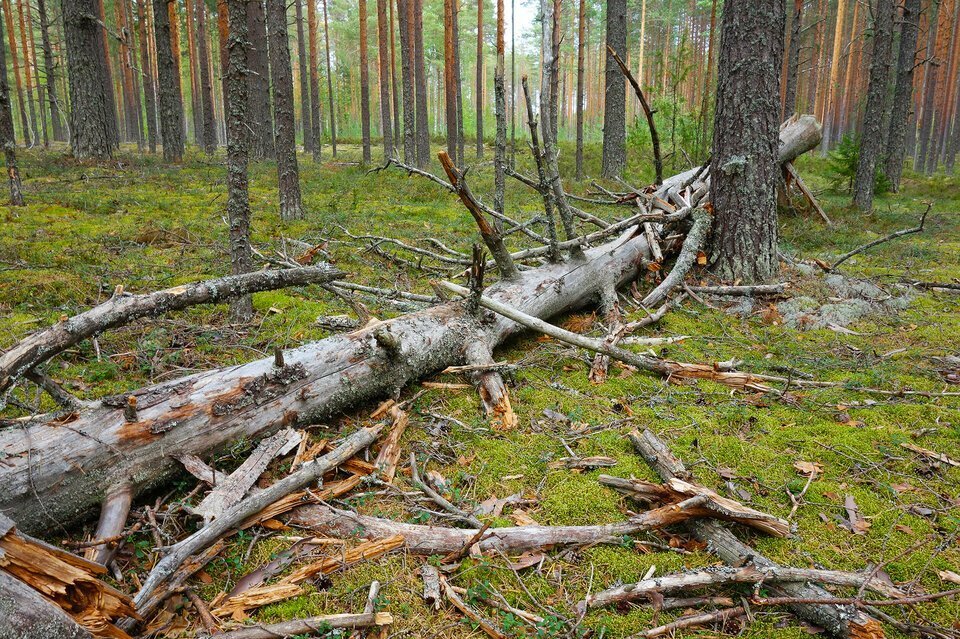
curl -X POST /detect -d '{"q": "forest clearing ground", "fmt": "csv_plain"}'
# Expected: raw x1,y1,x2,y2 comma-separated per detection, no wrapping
1,142,958,638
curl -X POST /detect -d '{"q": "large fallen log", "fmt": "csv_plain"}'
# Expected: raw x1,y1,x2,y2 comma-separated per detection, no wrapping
0,229,653,534
0,570,92,639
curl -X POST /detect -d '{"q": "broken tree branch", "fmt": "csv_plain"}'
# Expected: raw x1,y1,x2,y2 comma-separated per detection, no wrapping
827,203,932,271
608,44,663,185
210,612,394,639
0,265,343,397
641,207,710,308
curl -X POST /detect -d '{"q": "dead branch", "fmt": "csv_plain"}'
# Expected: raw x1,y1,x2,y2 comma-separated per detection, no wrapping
629,429,886,638
641,207,710,308
639,606,747,638
441,573,508,639
411,453,483,527
86,482,133,567
784,162,832,225
421,564,441,610
0,265,342,398
520,75,561,261
210,612,394,639
608,44,663,185
373,403,410,482
827,203,931,271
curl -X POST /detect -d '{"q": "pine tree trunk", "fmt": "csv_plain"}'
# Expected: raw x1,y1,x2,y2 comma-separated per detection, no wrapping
307,0,322,160
196,0,216,154
913,0,940,173
2,0,29,145
359,0,372,164
185,0,202,144
0,8,23,205
601,0,626,178
947,63,960,172
63,0,114,159
266,0,304,220
294,0,312,153
139,0,159,153
398,0,415,163
452,0,464,164
247,0,274,160
390,0,400,149
15,0,37,146
475,0,483,158
226,0,253,323
97,0,120,147
853,0,894,210
322,0,337,157
575,0,585,178
494,0,506,212
884,0,921,191
377,0,394,160
413,0,429,167
938,1,960,167
115,0,141,147
836,0,860,139
443,0,457,164
927,1,955,173
819,0,847,154
36,0,63,142
710,0,785,283
549,0,560,143
153,0,186,162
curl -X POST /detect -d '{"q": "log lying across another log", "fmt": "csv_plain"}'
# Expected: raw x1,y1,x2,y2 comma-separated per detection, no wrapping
0,116,824,537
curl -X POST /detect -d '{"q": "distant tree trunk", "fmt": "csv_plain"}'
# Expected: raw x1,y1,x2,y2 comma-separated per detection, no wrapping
948,65,960,172
359,0,372,164
494,0,506,213
452,0,464,163
697,0,718,157
377,0,394,160
939,1,960,169
601,0,626,178
185,0,202,144
389,0,400,149
836,0,860,138
98,0,120,146
307,0,322,160
322,0,337,157
195,0,216,154
23,0,44,146
819,0,847,153
153,0,186,162
63,0,114,159
2,0,29,145
398,0,415,162
549,0,560,143
443,0,457,164
295,0,312,153
575,0,585,178
853,0,894,210
884,0,921,191
266,0,304,220
15,0,37,145
510,0,515,166
247,0,274,160
710,0,785,283
475,0,483,157
115,0,141,148
413,0,429,167
36,0,63,142
138,0,158,153
225,0,253,323
0,10,23,204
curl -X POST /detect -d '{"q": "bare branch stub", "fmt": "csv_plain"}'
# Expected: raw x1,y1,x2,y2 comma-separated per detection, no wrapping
437,151,520,281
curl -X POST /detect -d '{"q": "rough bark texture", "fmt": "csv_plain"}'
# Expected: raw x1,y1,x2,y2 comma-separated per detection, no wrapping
452,0,464,163
413,0,429,166
398,0,416,163
139,0,158,153
782,0,802,119
884,0,921,191
853,0,894,210
0,230,652,534
0,12,23,206
0,570,92,639
475,0,483,158
914,0,941,176
2,0,28,145
226,0,254,323
63,0,114,159
247,0,274,160
359,0,372,164
153,0,186,162
307,0,322,160
322,0,337,157
444,0,457,164
601,0,626,178
709,0,785,283
36,0,63,142
575,0,585,179
295,0,312,153
266,0,304,220
493,0,506,213
377,0,394,160
196,0,216,154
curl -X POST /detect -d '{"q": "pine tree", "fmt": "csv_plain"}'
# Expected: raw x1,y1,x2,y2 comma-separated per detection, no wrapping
884,0,922,190
153,0,186,162
359,0,372,164
0,6,23,204
63,0,114,159
601,0,626,178
377,0,394,160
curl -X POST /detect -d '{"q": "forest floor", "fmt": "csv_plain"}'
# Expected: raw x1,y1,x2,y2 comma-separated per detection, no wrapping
1,141,959,638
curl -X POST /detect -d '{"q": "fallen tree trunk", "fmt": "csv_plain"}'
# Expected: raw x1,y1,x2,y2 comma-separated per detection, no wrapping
0,229,652,534
0,570,92,639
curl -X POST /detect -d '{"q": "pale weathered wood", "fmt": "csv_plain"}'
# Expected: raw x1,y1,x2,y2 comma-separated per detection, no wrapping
211,612,393,639
0,570,92,639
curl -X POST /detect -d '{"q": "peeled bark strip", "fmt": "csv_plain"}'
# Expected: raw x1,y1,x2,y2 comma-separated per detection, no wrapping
212,612,393,639
630,429,886,639
0,265,341,397
0,514,137,638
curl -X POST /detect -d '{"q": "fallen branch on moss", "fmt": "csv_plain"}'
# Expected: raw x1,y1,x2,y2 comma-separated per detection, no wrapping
825,203,931,271
210,611,394,639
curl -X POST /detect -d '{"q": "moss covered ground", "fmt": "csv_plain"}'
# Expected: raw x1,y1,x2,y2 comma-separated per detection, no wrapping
1,141,958,638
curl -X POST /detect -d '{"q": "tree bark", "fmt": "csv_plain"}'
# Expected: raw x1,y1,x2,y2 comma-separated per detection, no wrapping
575,0,585,178
853,0,894,209
36,0,63,142
322,0,337,157
398,0,416,163
63,0,114,159
601,0,626,178
819,0,847,153
247,0,274,160
2,0,29,146
267,0,305,220
225,0,253,323
15,0,37,145
884,0,922,191
389,0,400,149
294,0,312,153
914,0,942,175
377,0,393,160
0,570,92,639
196,0,216,154
710,0,785,283
493,0,506,213
153,0,186,162
307,0,322,160
475,0,483,158
443,0,457,164
0,229,653,534
782,0,802,119
139,0,158,153
0,5,23,205
452,0,464,164
359,0,372,164
412,0,429,167
185,0,202,144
